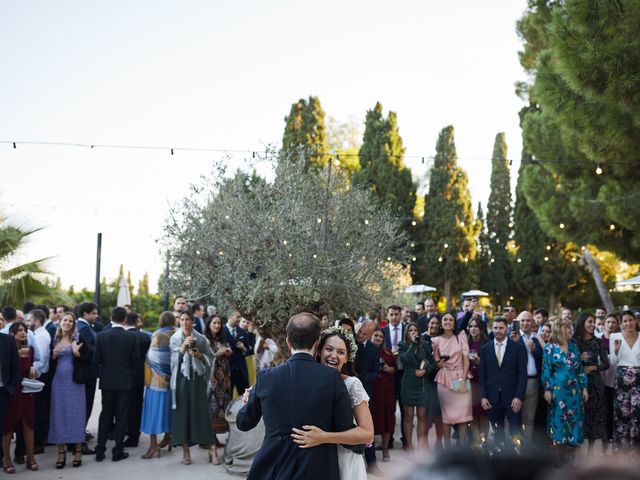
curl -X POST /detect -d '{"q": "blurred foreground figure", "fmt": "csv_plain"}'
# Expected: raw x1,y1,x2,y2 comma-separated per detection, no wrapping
400,449,640,480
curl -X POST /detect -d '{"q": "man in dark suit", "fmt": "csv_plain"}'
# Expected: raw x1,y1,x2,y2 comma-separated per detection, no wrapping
0,331,20,459
93,307,139,462
479,317,528,447
382,305,406,449
237,313,353,480
225,311,252,396
76,301,99,454
123,312,151,448
190,303,206,335
354,319,380,474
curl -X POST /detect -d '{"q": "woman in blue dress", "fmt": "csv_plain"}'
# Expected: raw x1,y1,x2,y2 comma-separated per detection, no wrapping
48,312,88,469
541,317,588,463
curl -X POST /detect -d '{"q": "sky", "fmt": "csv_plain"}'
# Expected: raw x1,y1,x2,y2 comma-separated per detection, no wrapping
0,0,529,293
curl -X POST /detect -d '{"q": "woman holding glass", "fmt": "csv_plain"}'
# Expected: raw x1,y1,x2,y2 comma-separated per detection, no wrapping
467,316,489,446
170,311,215,464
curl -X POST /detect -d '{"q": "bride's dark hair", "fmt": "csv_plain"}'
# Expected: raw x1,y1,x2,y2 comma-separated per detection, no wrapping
317,329,356,377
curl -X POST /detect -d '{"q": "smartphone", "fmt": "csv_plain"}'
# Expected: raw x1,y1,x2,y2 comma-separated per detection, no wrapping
512,320,521,333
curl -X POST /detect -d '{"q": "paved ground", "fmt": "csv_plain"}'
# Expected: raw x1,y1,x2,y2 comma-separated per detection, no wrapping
9,389,415,479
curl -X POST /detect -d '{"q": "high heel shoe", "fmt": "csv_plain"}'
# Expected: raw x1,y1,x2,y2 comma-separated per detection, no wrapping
182,447,191,465
25,456,39,472
158,436,172,452
208,448,221,465
2,460,16,474
141,445,161,459
72,448,82,468
56,452,66,469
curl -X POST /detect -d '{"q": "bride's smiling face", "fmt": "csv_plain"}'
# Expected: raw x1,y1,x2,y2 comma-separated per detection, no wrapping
320,335,348,372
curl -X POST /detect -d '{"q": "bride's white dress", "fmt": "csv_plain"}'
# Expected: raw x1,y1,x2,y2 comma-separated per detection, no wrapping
337,376,369,480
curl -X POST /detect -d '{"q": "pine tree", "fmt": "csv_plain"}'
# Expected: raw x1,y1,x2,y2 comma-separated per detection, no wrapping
354,102,416,232
282,96,328,169
422,126,479,308
484,133,512,305
138,272,150,296
517,0,640,261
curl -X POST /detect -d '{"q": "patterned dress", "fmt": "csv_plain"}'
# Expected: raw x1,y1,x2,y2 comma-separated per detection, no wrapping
541,342,588,446
48,344,86,444
208,340,232,433
572,337,609,440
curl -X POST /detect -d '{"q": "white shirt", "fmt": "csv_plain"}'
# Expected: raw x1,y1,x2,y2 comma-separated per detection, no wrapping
609,332,640,367
111,323,125,329
33,326,51,376
494,339,507,364
520,331,538,376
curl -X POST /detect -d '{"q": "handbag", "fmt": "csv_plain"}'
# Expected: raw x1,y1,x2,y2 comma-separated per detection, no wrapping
21,378,45,394
451,378,471,393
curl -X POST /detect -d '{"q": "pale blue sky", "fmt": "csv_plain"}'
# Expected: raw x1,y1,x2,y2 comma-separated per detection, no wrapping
0,0,528,291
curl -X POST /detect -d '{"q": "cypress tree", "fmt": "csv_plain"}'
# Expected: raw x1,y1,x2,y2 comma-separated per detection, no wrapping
422,126,479,308
282,96,328,168
476,202,491,289
485,133,512,305
354,102,416,232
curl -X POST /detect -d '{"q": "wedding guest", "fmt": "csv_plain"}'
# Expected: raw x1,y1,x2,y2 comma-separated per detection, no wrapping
382,305,406,450
424,316,444,449
255,331,278,370
370,327,396,461
140,312,176,459
225,312,251,397
539,323,552,344
338,317,355,334
30,308,51,453
467,316,490,445
0,330,19,467
600,312,620,445
170,311,215,464
542,318,588,464
2,322,38,473
239,317,257,386
432,313,472,448
609,310,640,449
124,312,151,448
572,312,609,456
515,311,543,441
48,312,87,468
399,322,434,453
205,315,232,464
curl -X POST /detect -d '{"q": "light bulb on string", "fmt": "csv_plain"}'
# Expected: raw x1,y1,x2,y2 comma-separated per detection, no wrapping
595,164,603,175
609,224,615,231
559,223,565,229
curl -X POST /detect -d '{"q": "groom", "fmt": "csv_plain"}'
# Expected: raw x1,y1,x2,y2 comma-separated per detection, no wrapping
237,313,353,480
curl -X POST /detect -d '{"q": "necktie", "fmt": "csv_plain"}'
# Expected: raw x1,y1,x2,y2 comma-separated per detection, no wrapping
232,328,236,338
497,342,503,367
392,327,398,348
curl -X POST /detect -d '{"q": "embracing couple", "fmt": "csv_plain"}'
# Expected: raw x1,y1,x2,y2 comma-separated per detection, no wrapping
237,313,374,480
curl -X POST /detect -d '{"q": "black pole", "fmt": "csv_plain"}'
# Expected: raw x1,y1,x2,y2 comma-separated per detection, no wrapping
163,253,169,311
94,233,102,312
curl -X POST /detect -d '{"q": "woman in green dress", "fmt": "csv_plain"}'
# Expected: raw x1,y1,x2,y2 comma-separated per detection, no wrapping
399,322,436,453
170,311,215,465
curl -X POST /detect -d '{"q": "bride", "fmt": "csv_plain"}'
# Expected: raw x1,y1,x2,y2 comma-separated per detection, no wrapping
291,326,374,479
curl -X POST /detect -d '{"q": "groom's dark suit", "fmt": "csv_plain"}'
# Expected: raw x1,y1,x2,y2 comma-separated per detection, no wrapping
237,353,353,480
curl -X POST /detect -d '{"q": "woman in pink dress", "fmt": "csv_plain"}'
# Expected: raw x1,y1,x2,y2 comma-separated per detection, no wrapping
431,312,472,448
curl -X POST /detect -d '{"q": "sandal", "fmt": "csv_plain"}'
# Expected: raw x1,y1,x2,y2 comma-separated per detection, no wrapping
26,456,39,471
56,451,66,469
73,447,82,468
2,460,16,474
141,445,161,459
208,447,221,465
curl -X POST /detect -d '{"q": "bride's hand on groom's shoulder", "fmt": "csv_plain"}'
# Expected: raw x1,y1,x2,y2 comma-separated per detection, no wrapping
291,425,325,448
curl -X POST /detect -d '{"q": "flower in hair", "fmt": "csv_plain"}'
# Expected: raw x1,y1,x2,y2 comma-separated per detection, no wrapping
321,326,358,363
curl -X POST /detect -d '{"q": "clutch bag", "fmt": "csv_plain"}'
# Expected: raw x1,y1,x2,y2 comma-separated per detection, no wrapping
451,378,471,392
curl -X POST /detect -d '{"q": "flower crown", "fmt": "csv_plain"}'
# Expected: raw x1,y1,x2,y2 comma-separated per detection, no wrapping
321,326,358,363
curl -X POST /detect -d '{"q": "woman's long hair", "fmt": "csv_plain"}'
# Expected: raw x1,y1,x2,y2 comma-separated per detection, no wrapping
55,312,77,344
9,321,28,347
572,312,594,341
467,316,489,345
550,317,572,344
204,315,224,345
317,329,356,377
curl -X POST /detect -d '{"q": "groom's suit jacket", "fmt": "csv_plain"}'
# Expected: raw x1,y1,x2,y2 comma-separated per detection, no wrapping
237,353,353,480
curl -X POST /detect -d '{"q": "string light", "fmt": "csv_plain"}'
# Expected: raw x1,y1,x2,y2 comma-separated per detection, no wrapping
544,256,549,261
546,245,551,250
312,254,317,259
490,258,495,263
282,240,288,245
595,164,603,175
460,221,465,227
411,221,417,226
438,256,443,262
443,243,448,248
559,223,565,229
224,215,230,220
412,256,417,261
410,243,415,248
609,224,615,230
517,258,522,263
364,219,370,225
346,242,351,246
317,218,322,224
218,251,224,256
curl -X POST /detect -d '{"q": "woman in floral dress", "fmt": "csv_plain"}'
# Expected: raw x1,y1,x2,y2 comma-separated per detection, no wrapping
542,317,588,463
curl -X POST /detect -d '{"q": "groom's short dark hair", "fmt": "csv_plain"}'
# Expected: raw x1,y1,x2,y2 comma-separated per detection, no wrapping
286,313,321,350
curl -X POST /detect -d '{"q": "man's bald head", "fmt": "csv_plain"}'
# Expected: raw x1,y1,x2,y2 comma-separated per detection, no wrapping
518,310,534,333
286,312,321,350
356,319,375,343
